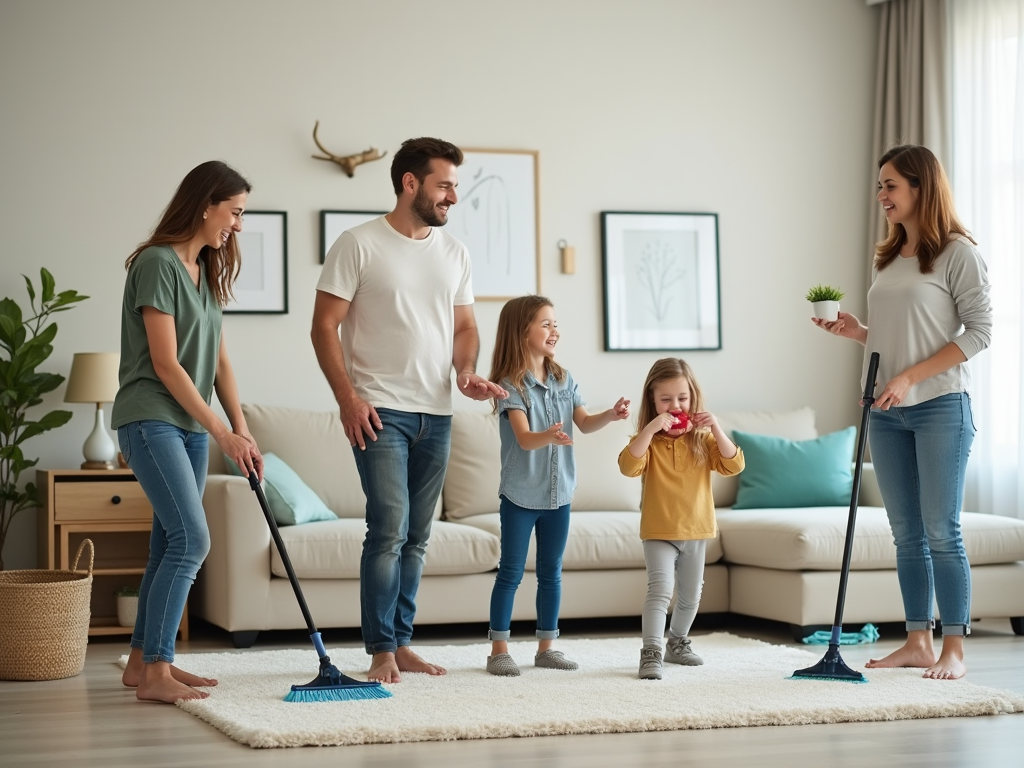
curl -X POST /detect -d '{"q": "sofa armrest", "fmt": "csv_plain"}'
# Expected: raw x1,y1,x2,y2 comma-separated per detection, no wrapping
194,474,273,631
858,462,884,508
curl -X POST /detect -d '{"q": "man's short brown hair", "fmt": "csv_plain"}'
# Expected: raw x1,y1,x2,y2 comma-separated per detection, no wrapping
390,137,463,195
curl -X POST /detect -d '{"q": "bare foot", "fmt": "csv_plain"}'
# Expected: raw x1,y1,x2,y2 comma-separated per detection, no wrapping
367,652,401,684
136,661,210,703
865,643,937,669
396,645,446,676
122,648,217,688
924,637,966,680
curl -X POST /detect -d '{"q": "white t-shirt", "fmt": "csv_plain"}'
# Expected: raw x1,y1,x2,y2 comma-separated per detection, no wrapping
316,216,474,415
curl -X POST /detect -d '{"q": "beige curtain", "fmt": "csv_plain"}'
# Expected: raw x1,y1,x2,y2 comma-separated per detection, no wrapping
868,0,949,254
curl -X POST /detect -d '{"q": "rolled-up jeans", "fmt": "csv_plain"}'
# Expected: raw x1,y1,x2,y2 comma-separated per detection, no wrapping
868,392,976,636
117,420,210,663
352,408,451,655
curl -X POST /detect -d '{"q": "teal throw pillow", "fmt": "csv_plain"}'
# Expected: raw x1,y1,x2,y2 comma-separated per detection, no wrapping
224,452,337,525
731,427,856,509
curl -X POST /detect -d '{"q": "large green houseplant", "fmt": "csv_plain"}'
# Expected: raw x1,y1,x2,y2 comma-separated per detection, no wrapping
0,269,88,570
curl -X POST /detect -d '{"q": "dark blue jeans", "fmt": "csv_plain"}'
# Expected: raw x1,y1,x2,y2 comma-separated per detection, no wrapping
117,420,209,663
488,496,571,641
868,393,976,636
352,408,451,655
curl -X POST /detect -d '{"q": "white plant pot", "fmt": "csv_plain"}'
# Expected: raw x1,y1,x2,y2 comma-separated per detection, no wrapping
811,300,840,322
116,595,138,628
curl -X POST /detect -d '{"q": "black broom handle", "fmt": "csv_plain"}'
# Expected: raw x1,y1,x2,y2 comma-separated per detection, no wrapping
247,472,320,637
833,351,880,629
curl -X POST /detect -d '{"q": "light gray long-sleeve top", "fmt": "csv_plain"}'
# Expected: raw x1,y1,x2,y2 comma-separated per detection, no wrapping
864,236,992,407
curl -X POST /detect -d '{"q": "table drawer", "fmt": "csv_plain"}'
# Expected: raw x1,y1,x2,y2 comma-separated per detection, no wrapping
54,481,152,521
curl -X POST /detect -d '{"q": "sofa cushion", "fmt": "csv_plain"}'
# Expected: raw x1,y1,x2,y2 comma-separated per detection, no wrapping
716,508,1024,570
731,427,855,509
712,408,817,508
272,519,500,579
224,452,338,525
455,511,724,570
240,404,442,520
443,410,639,519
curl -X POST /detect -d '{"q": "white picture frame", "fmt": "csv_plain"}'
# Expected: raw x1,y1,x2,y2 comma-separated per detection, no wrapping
320,210,387,263
226,211,288,314
446,148,540,300
601,211,721,351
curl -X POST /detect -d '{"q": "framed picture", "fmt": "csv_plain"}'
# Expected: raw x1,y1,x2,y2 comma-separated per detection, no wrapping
601,212,721,351
445,149,540,300
320,210,386,263
226,211,288,314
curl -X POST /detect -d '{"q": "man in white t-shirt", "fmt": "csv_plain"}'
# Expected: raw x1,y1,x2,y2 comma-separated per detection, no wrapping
312,138,507,684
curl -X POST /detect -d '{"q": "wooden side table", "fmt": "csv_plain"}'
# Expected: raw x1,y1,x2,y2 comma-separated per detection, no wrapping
36,469,188,640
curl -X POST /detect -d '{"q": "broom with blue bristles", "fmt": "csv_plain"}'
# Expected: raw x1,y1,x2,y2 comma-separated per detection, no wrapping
789,352,880,685
247,472,391,702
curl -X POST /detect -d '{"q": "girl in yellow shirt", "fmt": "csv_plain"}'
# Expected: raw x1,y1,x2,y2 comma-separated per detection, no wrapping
618,358,744,680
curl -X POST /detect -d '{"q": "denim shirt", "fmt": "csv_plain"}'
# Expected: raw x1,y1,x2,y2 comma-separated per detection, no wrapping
497,369,585,510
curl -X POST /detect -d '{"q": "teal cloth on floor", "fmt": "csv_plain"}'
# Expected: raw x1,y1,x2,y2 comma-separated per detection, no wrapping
801,623,880,645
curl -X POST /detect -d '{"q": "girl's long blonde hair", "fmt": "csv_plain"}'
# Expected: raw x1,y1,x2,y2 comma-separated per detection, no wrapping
875,144,974,274
489,295,565,411
636,357,710,465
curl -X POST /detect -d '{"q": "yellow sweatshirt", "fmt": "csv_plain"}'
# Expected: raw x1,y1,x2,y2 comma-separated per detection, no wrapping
618,431,745,541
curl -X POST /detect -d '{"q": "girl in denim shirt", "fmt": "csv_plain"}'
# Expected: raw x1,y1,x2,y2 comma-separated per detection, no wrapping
485,295,630,676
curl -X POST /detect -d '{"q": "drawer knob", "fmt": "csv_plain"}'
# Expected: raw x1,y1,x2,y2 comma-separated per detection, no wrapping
111,495,122,505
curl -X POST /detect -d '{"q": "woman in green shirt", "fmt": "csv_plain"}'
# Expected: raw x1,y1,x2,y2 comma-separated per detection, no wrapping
112,161,264,704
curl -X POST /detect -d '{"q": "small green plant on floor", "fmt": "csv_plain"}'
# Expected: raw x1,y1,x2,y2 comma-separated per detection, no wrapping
805,284,845,303
115,586,140,598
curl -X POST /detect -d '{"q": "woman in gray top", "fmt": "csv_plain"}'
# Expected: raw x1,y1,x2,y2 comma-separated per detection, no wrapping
814,145,992,680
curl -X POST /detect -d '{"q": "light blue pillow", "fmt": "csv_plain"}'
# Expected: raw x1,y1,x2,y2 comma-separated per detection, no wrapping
731,427,856,509
224,452,337,525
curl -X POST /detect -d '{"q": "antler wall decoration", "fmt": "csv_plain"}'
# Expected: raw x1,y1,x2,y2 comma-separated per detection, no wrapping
311,121,388,178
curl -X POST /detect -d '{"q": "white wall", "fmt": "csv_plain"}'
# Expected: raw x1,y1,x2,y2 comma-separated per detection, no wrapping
0,0,878,568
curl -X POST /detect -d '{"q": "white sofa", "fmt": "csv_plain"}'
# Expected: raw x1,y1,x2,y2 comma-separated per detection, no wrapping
193,405,1024,647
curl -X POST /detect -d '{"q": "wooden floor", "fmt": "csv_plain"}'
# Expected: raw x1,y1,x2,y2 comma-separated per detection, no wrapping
2,615,1021,768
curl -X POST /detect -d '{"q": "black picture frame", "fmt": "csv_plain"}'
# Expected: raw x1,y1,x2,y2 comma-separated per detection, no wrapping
226,210,288,314
601,211,721,351
320,210,387,263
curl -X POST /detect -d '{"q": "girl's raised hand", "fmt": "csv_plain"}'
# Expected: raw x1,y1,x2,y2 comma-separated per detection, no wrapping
646,413,680,434
689,411,719,430
545,421,574,446
610,397,630,421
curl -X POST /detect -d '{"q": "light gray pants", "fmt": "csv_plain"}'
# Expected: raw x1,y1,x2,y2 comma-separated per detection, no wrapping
642,539,707,649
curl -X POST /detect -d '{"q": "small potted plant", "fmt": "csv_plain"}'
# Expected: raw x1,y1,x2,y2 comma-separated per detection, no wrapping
115,586,140,627
806,284,844,322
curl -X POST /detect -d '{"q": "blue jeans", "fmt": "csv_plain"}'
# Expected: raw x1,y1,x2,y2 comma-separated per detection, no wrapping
488,496,571,641
352,408,451,655
117,421,210,663
868,393,976,636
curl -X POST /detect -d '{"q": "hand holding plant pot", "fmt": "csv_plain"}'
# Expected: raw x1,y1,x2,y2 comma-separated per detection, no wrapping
806,284,844,322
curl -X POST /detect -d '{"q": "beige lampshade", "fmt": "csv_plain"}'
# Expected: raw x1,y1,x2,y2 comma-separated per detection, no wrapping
64,352,120,404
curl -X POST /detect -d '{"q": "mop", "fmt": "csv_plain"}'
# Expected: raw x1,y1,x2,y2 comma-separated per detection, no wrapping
789,351,880,684
247,472,392,702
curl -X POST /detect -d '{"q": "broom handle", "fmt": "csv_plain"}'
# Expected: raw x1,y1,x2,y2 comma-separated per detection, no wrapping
832,351,880,633
247,472,320,638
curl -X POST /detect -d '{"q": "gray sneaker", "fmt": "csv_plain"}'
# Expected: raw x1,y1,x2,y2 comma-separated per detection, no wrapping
638,644,663,680
487,653,521,677
665,635,704,666
535,649,578,670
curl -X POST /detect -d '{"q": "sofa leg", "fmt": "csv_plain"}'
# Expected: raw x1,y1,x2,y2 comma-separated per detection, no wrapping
789,624,830,642
232,630,260,648
1011,617,1024,636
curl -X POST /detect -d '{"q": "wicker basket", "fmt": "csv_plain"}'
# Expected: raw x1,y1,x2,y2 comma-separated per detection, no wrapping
0,539,94,681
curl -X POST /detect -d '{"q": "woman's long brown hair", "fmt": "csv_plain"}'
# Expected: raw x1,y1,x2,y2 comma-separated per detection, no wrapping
126,160,252,307
489,295,566,412
875,145,974,274
635,357,709,465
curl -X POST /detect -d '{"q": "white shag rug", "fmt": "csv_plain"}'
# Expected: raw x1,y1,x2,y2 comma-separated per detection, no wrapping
118,632,1024,748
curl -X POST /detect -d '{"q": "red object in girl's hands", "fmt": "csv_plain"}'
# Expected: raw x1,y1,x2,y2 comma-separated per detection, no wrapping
669,410,689,429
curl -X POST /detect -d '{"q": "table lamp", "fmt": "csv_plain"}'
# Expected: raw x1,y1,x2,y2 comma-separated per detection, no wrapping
64,352,120,469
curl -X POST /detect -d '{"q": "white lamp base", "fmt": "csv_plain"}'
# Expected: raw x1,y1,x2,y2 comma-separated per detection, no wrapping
82,404,117,470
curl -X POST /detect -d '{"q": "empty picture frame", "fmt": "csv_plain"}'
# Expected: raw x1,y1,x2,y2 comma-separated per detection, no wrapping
320,210,386,263
445,149,540,299
601,211,721,351
226,210,288,314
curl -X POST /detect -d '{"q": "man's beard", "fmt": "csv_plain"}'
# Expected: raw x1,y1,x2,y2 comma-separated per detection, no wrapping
412,186,448,227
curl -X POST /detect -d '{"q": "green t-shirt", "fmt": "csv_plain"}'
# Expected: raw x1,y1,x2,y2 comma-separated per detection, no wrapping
111,245,222,433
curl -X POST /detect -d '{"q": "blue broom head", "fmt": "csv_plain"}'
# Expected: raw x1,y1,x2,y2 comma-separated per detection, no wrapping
282,661,393,702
